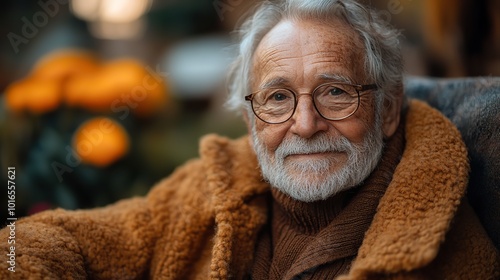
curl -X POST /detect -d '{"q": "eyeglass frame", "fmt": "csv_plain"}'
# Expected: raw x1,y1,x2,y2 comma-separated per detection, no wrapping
244,82,378,124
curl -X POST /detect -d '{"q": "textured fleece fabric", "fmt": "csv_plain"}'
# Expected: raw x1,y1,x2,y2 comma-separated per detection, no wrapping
0,99,498,279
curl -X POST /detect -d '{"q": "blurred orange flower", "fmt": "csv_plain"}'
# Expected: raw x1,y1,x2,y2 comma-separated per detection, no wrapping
31,49,100,81
65,58,169,116
5,77,62,114
72,117,130,167
5,49,169,117
5,50,99,114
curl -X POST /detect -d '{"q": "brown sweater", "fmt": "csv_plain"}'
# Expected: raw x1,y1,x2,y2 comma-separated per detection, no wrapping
0,100,498,279
252,121,405,279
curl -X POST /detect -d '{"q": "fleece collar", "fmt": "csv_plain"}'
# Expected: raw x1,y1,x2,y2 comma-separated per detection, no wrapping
345,99,469,278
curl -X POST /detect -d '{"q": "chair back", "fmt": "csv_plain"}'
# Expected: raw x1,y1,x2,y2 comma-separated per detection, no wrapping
405,76,500,249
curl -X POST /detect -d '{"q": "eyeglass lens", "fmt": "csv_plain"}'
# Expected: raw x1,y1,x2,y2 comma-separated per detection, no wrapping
251,83,360,123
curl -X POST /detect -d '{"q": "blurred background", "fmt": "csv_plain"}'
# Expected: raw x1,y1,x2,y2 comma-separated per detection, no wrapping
0,0,499,221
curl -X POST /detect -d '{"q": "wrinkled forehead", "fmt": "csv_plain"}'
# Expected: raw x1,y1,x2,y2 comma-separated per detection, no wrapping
251,18,367,86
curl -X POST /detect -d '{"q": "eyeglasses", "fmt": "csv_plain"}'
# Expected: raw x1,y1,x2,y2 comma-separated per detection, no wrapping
245,82,378,124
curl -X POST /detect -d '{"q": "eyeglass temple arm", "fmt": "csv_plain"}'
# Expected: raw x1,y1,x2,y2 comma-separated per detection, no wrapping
359,84,378,91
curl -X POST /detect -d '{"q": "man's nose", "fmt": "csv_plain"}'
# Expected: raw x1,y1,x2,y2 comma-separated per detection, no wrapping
289,94,328,138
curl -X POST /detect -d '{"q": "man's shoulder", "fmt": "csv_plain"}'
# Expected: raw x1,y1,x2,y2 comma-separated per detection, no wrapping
199,133,251,158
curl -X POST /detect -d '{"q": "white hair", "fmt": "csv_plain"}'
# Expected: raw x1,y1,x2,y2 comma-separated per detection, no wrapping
225,0,404,116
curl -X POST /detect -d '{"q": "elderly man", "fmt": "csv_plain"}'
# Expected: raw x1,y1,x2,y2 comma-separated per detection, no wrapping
1,0,498,279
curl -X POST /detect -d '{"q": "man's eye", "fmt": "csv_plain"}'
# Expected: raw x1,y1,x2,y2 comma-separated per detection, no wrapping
273,93,287,101
271,92,289,101
328,87,346,96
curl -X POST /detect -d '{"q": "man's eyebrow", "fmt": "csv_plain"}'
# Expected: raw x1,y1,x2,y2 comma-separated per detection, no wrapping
317,73,353,83
260,77,289,89
258,74,352,90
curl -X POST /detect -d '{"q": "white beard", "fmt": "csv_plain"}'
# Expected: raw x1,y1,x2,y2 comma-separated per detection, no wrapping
251,121,384,202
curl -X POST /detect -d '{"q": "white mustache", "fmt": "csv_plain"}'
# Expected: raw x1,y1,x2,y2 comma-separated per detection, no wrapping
275,134,354,159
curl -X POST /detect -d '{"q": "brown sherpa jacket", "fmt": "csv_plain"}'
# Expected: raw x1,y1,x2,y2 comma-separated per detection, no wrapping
1,100,498,279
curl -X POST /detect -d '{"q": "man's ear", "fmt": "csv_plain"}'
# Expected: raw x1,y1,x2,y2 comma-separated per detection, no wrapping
382,89,403,139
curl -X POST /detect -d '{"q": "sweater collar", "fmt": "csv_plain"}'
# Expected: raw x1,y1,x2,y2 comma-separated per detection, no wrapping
270,187,351,234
